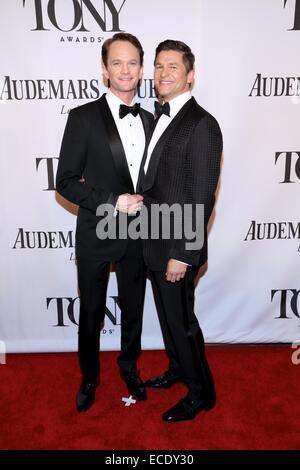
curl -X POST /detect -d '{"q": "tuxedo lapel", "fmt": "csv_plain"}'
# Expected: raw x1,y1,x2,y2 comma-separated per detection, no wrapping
139,109,152,142
141,98,193,193
136,148,147,193
136,109,154,192
97,94,134,192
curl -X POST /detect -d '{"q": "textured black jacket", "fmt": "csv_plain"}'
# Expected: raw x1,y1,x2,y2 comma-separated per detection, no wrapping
138,97,222,271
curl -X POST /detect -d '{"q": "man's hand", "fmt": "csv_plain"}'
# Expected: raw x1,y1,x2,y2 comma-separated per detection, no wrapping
165,258,187,283
116,194,143,215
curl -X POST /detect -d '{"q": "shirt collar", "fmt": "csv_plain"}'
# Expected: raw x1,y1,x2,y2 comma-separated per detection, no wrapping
106,89,135,115
168,91,192,118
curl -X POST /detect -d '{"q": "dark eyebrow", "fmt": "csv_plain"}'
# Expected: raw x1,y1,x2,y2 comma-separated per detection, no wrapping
155,62,179,66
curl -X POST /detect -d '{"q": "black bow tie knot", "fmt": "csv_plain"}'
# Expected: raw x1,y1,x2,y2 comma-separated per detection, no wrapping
154,101,170,119
119,103,140,119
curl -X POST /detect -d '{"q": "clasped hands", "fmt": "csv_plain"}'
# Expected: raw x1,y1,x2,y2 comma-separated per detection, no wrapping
116,193,143,215
116,194,187,283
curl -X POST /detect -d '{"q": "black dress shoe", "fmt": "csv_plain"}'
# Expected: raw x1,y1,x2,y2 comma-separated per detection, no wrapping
122,370,147,401
162,395,215,422
145,370,183,389
76,381,99,413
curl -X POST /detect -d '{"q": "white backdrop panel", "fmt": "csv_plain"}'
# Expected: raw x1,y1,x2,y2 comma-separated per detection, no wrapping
0,0,299,352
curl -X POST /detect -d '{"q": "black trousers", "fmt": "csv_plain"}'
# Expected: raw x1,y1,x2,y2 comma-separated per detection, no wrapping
150,267,215,400
77,239,147,383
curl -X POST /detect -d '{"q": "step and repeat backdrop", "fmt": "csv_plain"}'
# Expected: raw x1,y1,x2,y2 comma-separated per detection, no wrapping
0,0,299,352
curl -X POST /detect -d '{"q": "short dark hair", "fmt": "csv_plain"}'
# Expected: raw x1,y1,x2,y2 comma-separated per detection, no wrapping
102,33,144,67
154,39,195,73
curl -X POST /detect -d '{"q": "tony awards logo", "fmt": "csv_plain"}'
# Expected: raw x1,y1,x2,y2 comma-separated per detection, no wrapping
22,0,128,32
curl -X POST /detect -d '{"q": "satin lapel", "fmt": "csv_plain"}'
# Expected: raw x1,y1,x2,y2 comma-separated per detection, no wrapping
136,110,154,192
139,109,152,142
136,147,147,193
142,98,194,193
97,94,134,192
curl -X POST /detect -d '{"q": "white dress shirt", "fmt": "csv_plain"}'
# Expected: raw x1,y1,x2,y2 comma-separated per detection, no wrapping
106,90,145,191
145,91,192,266
144,91,192,173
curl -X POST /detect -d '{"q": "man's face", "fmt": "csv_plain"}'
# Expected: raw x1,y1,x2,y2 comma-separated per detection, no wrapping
103,40,143,99
154,50,194,102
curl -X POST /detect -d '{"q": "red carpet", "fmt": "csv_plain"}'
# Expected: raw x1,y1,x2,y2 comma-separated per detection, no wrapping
0,347,299,450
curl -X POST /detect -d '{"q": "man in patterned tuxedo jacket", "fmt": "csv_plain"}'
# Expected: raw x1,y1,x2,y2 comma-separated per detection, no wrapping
138,40,223,422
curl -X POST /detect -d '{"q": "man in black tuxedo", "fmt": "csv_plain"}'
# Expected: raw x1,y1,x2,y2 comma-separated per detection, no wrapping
56,33,153,412
138,40,222,422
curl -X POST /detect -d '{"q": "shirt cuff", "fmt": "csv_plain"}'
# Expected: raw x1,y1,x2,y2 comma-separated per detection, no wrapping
174,259,191,266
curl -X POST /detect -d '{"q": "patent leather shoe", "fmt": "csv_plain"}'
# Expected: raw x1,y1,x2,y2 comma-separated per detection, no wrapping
162,394,215,422
122,370,147,400
145,370,183,389
76,380,99,413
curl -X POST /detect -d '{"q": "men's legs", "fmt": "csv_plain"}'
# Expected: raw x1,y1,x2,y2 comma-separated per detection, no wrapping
150,274,182,376
150,268,215,400
77,258,110,384
115,239,147,400
115,239,147,372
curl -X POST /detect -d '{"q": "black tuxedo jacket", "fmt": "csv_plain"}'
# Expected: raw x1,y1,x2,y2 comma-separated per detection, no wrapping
56,93,153,261
138,97,223,271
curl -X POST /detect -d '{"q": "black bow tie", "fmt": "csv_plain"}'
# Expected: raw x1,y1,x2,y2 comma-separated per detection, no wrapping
154,101,170,118
119,103,140,119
